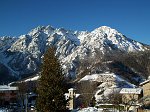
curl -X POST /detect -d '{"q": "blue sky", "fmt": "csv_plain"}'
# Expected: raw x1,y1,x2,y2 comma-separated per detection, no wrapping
0,0,150,45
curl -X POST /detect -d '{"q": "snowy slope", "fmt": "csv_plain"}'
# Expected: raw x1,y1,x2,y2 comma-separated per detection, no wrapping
79,72,136,101
79,73,135,87
0,36,17,52
0,25,148,80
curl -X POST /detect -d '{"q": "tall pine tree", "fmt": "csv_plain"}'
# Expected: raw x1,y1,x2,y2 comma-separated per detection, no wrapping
36,47,67,112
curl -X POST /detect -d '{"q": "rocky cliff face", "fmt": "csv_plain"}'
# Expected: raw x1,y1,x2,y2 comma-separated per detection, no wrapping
0,25,148,82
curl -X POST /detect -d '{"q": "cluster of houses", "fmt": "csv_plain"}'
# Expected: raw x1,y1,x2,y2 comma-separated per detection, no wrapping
0,77,150,111
0,85,18,106
0,84,36,111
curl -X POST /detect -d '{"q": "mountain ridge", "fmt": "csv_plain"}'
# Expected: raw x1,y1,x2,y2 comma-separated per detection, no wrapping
0,25,149,83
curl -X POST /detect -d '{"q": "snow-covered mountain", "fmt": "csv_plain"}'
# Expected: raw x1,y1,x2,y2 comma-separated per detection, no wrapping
0,25,148,82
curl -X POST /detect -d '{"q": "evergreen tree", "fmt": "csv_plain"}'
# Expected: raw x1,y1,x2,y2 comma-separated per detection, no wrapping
36,47,67,112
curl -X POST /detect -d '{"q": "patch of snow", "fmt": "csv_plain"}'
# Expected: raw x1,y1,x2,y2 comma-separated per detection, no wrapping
65,93,80,100
79,74,99,81
77,107,100,112
120,88,142,94
24,75,40,82
140,79,150,86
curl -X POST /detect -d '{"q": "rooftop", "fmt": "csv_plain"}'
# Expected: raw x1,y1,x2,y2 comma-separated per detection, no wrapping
64,93,80,100
139,79,150,86
0,85,18,91
120,88,142,94
68,88,76,91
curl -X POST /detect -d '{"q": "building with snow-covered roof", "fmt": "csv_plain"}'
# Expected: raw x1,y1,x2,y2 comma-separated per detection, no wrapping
0,85,18,91
140,78,150,97
0,85,18,106
120,88,143,104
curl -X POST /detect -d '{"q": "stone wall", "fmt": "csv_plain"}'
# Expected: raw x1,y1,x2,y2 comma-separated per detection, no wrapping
121,94,139,104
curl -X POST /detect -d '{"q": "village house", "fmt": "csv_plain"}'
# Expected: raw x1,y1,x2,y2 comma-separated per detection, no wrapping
0,85,18,106
119,88,143,112
139,77,150,110
140,77,150,97
120,88,143,104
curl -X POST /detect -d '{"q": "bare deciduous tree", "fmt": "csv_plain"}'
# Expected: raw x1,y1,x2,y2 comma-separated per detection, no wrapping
75,81,99,107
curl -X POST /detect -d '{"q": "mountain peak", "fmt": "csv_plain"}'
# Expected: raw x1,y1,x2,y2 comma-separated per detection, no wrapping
28,25,55,36
93,26,119,35
0,25,148,81
98,26,112,29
